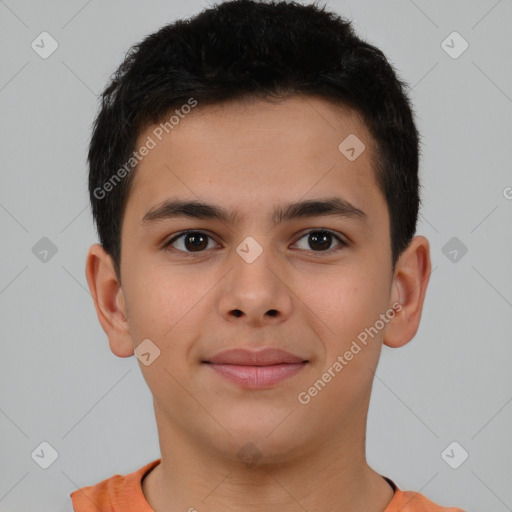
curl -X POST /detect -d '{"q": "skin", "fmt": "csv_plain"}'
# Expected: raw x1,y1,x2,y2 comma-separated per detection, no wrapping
85,95,431,512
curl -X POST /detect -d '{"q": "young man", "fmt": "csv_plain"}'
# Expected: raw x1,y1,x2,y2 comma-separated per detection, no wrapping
71,0,465,510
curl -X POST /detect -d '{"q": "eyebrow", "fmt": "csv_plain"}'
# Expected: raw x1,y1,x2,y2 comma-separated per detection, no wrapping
141,196,368,227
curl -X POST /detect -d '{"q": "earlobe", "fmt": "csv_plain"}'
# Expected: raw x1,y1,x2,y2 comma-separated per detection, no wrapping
383,236,431,349
85,243,134,358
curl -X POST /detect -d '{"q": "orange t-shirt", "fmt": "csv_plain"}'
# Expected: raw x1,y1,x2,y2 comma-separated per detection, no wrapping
70,459,466,512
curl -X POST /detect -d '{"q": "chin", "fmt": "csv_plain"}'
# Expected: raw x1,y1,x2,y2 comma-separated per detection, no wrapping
204,420,313,468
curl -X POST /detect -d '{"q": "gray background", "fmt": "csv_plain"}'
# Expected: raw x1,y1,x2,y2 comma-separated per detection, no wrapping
1,1,511,511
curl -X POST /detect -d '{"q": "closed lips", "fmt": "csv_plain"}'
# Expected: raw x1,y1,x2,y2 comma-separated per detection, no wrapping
204,348,307,366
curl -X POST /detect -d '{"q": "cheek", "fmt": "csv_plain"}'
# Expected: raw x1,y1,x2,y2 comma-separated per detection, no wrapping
121,261,176,343
307,269,385,333
123,261,215,352
302,264,391,380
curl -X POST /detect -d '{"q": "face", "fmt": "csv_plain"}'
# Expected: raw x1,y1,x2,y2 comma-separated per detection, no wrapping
88,95,427,463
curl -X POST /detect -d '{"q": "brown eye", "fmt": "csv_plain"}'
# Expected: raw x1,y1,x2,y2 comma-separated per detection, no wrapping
166,231,215,253
294,230,346,252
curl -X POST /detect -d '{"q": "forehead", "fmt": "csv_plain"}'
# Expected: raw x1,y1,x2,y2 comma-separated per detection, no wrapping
125,95,385,227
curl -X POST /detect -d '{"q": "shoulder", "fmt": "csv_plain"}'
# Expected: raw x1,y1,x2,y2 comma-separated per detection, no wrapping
396,490,466,511
386,487,466,512
69,459,161,512
383,478,465,512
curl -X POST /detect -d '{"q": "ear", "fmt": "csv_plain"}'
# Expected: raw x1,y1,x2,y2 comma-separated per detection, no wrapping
85,243,134,358
383,235,431,348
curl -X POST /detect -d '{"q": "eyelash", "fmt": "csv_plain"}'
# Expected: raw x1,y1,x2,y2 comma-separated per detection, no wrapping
162,229,348,256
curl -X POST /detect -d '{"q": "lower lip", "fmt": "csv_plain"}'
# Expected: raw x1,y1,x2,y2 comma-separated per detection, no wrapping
205,362,307,388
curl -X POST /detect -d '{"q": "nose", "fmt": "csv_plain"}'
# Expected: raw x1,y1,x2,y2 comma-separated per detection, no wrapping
218,242,293,327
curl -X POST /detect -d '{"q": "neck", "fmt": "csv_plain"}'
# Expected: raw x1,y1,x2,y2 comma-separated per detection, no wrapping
142,398,395,512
